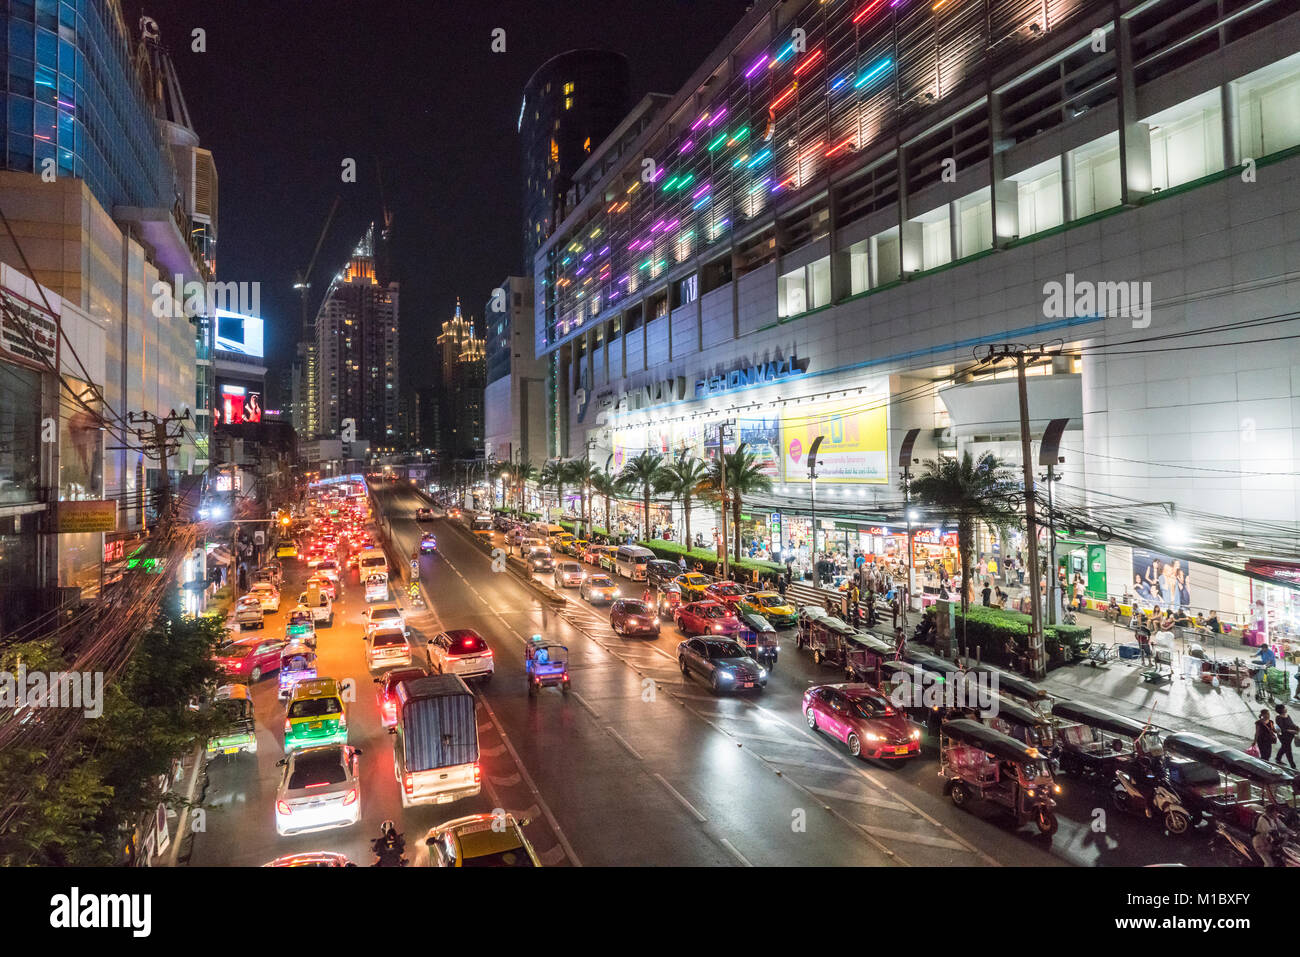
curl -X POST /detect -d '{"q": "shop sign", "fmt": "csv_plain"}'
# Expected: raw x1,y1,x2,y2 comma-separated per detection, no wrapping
694,353,806,399
0,287,59,371
1246,560,1300,586
621,376,688,411
58,500,118,534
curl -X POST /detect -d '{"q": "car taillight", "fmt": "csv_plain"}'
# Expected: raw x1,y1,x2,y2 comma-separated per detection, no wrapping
472,763,481,784
343,788,359,806
402,773,413,794
284,719,292,734
276,800,291,815
338,712,347,730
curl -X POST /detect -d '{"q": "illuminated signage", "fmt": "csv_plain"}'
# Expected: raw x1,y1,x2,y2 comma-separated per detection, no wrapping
213,310,264,358
219,385,262,424
694,354,806,399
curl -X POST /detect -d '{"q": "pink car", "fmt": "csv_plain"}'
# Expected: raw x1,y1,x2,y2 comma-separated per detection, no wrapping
803,683,922,760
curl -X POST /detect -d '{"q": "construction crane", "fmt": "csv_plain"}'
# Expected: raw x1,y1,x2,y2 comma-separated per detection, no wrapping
293,195,342,338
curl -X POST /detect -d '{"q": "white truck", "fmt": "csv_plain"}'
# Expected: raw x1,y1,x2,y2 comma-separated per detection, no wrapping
391,674,480,807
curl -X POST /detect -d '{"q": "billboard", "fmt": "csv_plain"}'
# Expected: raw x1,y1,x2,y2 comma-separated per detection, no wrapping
58,500,118,533
781,396,888,484
213,310,264,358
1130,548,1206,611
218,384,262,424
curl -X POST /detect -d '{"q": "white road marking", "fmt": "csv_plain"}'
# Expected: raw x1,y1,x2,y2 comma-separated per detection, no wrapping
605,726,644,761
726,729,820,748
653,773,708,823
859,825,970,852
805,785,910,812
568,690,601,719
720,838,752,867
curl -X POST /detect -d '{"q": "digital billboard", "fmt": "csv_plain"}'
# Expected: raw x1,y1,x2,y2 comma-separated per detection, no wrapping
781,396,888,484
213,309,264,358
217,384,262,424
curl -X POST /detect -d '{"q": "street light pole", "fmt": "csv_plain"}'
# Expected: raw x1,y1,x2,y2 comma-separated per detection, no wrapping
808,436,825,583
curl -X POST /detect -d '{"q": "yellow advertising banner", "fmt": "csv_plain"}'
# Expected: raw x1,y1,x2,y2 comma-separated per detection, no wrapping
58,499,119,534
781,397,888,484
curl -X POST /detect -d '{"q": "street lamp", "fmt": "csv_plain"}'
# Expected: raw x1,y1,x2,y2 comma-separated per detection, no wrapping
808,435,825,568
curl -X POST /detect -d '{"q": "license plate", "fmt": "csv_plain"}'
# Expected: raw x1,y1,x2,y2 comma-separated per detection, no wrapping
309,721,322,730
894,746,910,755
223,747,239,755
742,682,754,688
436,794,453,804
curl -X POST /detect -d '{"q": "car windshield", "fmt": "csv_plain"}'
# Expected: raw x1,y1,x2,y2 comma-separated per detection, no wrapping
371,608,400,621
706,641,745,659
715,584,742,595
759,595,784,607
283,654,313,671
846,694,894,718
214,698,251,721
372,632,407,647
287,751,347,789
560,563,580,572
622,602,651,615
591,577,612,587
218,642,253,659
700,605,727,618
448,632,487,653
288,697,341,719
385,669,425,690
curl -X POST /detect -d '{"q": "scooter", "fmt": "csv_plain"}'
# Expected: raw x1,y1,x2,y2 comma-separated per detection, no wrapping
1112,762,1194,834
1213,819,1300,866
372,820,407,867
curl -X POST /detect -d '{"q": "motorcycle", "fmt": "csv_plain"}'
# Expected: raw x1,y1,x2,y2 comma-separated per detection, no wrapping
1112,755,1194,834
372,820,407,867
1213,818,1300,866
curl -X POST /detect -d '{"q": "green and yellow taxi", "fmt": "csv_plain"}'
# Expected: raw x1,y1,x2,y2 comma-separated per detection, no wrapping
206,684,258,758
552,532,575,553
675,572,711,601
598,547,619,573
275,542,299,559
418,813,542,867
284,678,348,752
737,591,798,629
568,538,589,557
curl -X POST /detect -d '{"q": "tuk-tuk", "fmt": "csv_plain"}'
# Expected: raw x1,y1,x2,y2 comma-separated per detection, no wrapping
798,612,859,667
985,693,1057,752
1050,698,1155,783
965,662,1052,716
278,642,318,700
939,718,1060,837
841,631,895,684
365,573,389,603
735,609,779,669
205,684,257,758
284,609,317,649
524,635,570,696
657,581,683,620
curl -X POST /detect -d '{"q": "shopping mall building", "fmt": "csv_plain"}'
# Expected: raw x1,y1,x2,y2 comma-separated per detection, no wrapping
533,0,1300,626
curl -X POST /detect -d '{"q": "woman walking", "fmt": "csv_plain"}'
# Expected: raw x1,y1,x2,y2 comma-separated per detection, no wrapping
1253,709,1278,761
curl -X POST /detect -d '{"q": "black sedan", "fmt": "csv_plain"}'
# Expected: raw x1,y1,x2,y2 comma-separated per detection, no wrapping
610,599,661,637
677,637,767,694
646,560,682,590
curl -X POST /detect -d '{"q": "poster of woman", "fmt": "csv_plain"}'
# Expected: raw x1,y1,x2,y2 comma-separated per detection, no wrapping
1132,548,1195,610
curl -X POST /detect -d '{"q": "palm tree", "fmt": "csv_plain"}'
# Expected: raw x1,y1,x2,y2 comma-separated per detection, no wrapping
589,470,620,539
906,451,1020,659
706,446,773,562
513,462,539,514
539,460,566,517
565,459,601,539
619,451,666,541
659,455,710,552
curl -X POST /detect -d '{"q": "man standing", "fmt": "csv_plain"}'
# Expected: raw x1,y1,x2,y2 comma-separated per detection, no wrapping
1275,705,1297,770
981,581,992,607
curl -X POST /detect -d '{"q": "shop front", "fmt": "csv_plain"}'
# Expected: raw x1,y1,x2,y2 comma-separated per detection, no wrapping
1246,559,1300,651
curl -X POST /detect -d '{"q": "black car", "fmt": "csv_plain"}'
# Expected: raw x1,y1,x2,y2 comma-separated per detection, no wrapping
415,507,434,522
677,637,767,694
646,560,682,591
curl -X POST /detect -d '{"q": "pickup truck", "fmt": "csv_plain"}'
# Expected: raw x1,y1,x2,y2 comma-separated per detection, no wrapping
391,674,480,807
297,587,334,627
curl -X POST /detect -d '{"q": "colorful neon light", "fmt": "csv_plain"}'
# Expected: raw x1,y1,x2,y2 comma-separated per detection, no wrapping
745,54,769,78
853,57,892,88
792,49,823,77
771,84,797,111
706,132,728,151
853,0,888,23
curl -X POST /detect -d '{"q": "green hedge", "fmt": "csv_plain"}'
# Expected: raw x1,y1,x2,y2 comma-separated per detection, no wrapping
925,604,1092,664
634,539,785,578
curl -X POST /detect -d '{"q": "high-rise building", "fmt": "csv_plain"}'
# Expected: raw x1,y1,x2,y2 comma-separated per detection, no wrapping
483,276,546,468
519,50,631,271
540,0,1300,626
315,225,400,445
0,6,213,631
436,300,486,471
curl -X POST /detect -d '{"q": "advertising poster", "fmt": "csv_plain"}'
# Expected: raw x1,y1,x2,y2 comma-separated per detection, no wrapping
219,386,262,424
1130,548,1203,610
781,396,888,484
738,417,781,477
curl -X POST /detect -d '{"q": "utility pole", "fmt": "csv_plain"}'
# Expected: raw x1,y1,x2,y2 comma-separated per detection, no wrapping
899,429,922,612
718,421,734,579
808,435,825,578
976,344,1057,679
1038,418,1071,628
584,437,596,540
124,409,190,534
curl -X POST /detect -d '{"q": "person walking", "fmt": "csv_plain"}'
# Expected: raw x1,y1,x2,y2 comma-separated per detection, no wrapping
777,573,788,599
1275,705,1297,770
1135,612,1153,666
1253,709,1278,762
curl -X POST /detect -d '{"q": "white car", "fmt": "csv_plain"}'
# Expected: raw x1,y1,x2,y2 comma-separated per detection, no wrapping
315,559,341,583
427,629,494,681
364,603,406,638
248,582,280,613
274,744,363,836
366,626,412,671
416,507,434,522
553,562,586,588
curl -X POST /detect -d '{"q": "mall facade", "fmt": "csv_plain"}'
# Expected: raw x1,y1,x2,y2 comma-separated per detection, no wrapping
533,0,1300,625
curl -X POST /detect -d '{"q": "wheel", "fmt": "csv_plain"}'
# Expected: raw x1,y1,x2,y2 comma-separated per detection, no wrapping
846,733,862,757
711,673,723,694
806,709,817,731
1164,810,1191,835
812,649,823,665
1036,808,1059,836
1111,787,1129,812
528,680,537,697
950,781,970,808
250,666,262,682
561,681,570,696
680,657,689,676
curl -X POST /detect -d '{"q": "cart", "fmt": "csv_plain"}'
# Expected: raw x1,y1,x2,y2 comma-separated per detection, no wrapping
799,614,860,667
364,573,389,604
525,636,570,696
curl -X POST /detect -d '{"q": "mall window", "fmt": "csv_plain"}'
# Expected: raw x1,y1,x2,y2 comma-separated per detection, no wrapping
1070,133,1121,218
1145,90,1224,191
848,240,870,295
1236,52,1300,158
870,227,901,286
1011,158,1063,238
0,362,43,505
954,191,993,259
778,256,831,318
911,206,952,271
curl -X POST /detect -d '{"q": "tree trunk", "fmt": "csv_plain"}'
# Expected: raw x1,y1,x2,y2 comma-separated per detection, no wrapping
958,522,971,659
643,488,651,540
733,495,742,562
683,493,692,552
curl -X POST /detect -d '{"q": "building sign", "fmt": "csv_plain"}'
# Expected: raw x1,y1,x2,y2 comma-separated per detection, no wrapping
694,353,806,399
58,500,118,534
782,395,888,484
0,288,58,371
622,376,688,411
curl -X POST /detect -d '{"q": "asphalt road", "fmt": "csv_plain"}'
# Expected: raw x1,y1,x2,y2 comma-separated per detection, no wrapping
190,482,1222,866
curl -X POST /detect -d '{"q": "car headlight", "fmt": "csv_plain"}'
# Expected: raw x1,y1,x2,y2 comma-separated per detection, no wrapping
910,730,921,739
717,670,733,681
612,589,620,596
865,733,881,742
758,668,767,679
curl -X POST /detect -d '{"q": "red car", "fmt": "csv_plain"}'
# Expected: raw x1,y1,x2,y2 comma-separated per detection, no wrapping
803,683,922,760
610,599,661,637
675,600,741,637
704,581,748,609
375,666,429,727
214,636,286,683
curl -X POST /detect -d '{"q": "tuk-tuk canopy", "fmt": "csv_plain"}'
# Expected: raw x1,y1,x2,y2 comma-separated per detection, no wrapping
281,642,316,666
1051,699,1149,739
967,663,1049,703
1164,732,1296,785
901,647,964,678
986,694,1051,730
942,718,1045,763
852,632,894,656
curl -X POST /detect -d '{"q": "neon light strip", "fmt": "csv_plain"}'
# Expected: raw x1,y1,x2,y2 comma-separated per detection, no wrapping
792,49,823,77
771,84,797,110
853,0,888,23
825,136,856,157
853,57,892,88
690,113,710,131
707,106,728,127
745,54,769,78
706,132,728,151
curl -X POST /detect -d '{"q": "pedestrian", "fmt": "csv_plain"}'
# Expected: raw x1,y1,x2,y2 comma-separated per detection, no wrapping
981,580,992,607
1253,709,1278,762
678,555,687,572
1275,705,1297,770
1135,612,1153,666
777,574,788,599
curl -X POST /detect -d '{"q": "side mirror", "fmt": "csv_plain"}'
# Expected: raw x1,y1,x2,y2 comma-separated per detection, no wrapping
276,758,287,767
387,727,397,735
352,748,364,756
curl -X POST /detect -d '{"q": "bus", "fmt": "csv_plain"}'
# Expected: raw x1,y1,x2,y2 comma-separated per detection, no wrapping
357,548,388,580
614,544,656,581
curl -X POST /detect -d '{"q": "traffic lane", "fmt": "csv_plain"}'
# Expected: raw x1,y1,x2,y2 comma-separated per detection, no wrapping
192,537,502,866
383,498,903,866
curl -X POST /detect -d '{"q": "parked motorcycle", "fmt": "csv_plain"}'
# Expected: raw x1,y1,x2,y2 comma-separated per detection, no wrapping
1112,758,1194,835
1213,818,1300,866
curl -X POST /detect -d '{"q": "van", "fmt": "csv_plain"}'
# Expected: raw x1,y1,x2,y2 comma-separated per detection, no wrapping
615,544,656,581
391,674,480,807
358,548,388,580
530,521,564,540
471,513,492,531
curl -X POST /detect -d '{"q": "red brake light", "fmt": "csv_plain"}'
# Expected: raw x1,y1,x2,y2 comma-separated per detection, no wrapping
343,788,359,806
463,637,475,648
284,719,292,734
276,800,291,815
402,773,413,794
472,763,481,783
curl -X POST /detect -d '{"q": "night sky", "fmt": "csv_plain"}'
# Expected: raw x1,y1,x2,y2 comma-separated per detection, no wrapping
125,0,747,399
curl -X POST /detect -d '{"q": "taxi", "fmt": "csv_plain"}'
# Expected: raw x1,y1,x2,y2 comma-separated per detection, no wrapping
737,591,798,629
284,678,349,752
568,538,589,557
579,574,620,605
205,684,257,758
674,572,711,601
275,542,299,560
417,813,541,867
